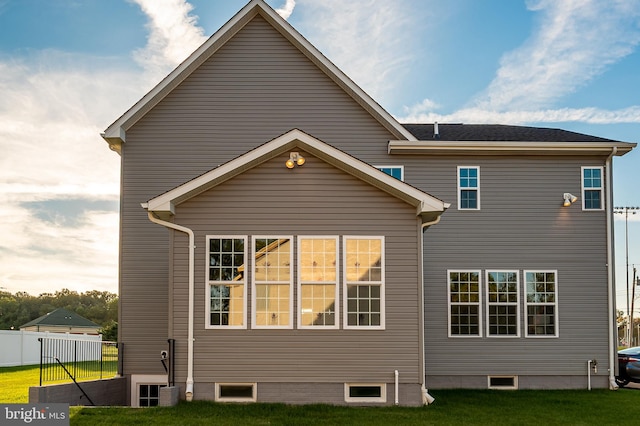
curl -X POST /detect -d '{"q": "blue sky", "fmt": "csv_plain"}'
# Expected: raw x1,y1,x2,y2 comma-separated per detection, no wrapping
0,0,638,315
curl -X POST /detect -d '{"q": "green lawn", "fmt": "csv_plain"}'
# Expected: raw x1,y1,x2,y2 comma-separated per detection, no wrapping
67,390,640,425
2,367,639,425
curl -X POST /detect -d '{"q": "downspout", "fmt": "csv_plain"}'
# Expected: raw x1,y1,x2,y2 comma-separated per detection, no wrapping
605,147,618,390
419,215,441,405
144,208,196,401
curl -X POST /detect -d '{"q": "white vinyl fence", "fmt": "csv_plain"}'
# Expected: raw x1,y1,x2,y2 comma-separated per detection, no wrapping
0,330,102,367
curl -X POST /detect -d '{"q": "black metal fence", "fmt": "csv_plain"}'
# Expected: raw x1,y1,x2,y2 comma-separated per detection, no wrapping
38,337,119,386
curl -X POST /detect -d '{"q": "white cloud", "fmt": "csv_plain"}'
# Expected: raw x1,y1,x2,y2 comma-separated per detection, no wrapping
275,0,296,20
472,0,640,112
132,0,208,79
398,105,640,125
0,0,213,295
295,0,416,104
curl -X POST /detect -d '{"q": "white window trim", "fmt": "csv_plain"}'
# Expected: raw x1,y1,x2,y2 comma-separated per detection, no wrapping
524,270,559,338
581,166,604,211
447,269,482,338
485,270,520,338
457,166,480,210
252,235,294,329
344,383,387,403
297,236,340,330
205,235,248,330
342,236,385,330
130,374,167,408
215,382,257,402
374,165,404,181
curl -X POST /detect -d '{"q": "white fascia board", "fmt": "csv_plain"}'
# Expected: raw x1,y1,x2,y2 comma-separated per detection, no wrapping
388,140,636,155
103,0,415,149
146,129,445,216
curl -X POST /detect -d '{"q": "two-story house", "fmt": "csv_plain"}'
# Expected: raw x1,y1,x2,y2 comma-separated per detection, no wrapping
101,0,635,407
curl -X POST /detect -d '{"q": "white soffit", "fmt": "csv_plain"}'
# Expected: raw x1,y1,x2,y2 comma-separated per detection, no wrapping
388,140,636,155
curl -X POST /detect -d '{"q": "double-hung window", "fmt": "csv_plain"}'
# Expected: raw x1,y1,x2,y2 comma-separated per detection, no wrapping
458,166,480,210
344,236,384,329
298,236,338,328
448,271,481,337
486,271,519,337
253,237,293,328
582,167,603,210
524,271,558,337
207,236,247,328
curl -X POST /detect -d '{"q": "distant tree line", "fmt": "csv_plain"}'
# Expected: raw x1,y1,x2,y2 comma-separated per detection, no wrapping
0,289,118,340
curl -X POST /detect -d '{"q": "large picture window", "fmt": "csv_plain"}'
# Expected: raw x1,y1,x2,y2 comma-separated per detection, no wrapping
582,166,603,210
298,236,338,328
458,166,480,210
343,236,385,329
253,237,293,328
486,271,519,337
206,236,247,328
448,271,481,337
524,271,558,337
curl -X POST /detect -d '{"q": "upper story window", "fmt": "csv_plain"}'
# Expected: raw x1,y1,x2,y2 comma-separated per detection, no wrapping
206,236,247,328
582,167,603,210
376,166,404,181
524,271,558,337
298,236,339,328
343,236,385,329
448,270,481,337
252,237,293,328
458,166,480,210
486,271,519,337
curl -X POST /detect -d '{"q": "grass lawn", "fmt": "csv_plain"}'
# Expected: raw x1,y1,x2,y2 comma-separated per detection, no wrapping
2,366,639,425
67,389,640,426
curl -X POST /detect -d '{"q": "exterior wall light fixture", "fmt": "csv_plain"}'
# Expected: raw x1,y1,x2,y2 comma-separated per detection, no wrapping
563,193,578,207
286,152,305,169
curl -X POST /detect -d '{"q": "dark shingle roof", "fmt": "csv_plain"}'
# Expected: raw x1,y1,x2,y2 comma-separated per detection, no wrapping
20,308,99,328
402,124,619,142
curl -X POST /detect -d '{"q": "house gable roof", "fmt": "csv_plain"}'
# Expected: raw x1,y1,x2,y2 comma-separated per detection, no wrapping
391,123,636,155
20,308,100,329
102,0,415,154
142,129,448,223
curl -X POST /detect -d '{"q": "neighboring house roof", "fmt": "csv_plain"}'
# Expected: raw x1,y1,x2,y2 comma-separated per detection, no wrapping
102,0,415,154
20,308,100,329
142,129,449,223
390,124,636,155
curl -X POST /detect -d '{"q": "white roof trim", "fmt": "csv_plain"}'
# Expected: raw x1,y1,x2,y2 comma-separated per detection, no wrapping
144,129,447,220
102,0,414,149
388,140,636,156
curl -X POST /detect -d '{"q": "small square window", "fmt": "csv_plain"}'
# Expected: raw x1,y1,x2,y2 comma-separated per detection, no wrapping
376,166,404,181
344,383,386,403
216,383,257,402
488,376,518,389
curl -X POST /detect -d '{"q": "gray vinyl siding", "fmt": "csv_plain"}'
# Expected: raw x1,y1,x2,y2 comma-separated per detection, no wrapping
118,15,398,376
415,155,611,384
116,10,615,393
169,154,422,384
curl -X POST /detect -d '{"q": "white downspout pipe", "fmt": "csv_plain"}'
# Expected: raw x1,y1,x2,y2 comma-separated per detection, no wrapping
605,147,618,390
419,215,441,405
394,370,399,405
144,208,196,401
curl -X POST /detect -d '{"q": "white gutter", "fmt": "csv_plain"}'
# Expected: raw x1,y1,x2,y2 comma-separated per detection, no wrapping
605,147,618,390
419,216,441,405
144,208,196,400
